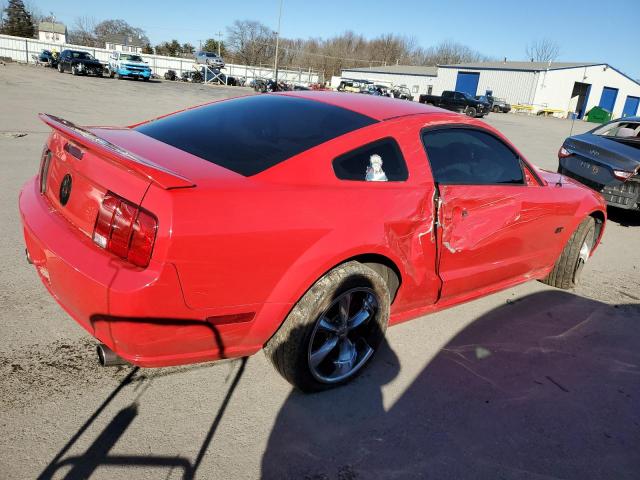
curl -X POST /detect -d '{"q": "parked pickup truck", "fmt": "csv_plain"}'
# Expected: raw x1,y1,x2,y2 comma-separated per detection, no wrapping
107,52,152,81
419,90,491,118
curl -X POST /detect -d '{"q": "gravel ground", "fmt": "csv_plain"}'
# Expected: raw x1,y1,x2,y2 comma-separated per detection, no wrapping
1,63,638,480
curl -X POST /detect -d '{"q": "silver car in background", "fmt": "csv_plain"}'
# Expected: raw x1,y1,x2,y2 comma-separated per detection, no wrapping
195,51,225,68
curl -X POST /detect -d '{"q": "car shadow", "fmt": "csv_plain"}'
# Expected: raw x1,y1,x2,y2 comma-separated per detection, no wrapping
261,290,640,479
36,318,247,480
607,206,640,227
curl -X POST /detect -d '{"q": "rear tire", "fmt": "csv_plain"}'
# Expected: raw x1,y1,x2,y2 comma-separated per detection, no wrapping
541,217,596,289
465,106,477,117
264,261,390,393
71,65,78,76
493,105,500,113
57,63,64,73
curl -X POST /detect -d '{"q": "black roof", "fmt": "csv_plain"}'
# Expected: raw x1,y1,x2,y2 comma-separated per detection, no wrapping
136,95,378,176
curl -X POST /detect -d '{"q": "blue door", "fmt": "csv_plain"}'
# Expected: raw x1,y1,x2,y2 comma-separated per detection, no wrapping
599,87,619,113
455,72,480,96
622,96,639,117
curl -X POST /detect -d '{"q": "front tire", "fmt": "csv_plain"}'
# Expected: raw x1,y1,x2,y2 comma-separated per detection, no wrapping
465,106,477,117
58,63,64,73
71,65,78,75
264,261,390,392
493,105,500,113
541,217,596,289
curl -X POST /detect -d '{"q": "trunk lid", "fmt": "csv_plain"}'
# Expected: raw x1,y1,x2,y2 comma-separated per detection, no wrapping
39,114,197,239
562,134,640,187
566,134,640,170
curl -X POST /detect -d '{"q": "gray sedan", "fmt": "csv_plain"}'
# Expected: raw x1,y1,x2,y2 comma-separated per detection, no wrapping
194,51,225,68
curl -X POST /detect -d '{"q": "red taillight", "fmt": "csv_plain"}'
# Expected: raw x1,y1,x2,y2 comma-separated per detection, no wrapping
92,192,157,268
558,146,572,158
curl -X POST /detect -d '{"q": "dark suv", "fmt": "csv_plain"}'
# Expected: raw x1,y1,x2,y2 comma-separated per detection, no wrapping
57,50,103,76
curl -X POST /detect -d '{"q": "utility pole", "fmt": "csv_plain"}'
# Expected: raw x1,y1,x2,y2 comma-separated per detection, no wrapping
273,0,283,88
215,31,224,57
50,12,56,42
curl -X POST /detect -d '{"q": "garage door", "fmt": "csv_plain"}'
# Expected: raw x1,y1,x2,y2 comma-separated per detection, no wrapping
622,96,639,117
455,72,480,96
598,87,619,113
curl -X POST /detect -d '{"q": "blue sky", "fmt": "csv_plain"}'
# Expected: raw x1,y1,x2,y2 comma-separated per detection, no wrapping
28,0,640,78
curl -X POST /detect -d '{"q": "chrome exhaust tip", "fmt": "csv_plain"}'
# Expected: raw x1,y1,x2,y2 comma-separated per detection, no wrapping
97,344,127,367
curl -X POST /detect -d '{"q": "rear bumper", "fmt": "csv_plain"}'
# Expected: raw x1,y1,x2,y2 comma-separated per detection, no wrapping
19,177,285,366
558,164,640,210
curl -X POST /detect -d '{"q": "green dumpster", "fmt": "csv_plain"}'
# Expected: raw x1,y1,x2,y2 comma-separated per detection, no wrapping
586,106,612,123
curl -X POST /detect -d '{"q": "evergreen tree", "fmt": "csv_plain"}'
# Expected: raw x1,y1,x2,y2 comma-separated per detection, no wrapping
1,0,35,38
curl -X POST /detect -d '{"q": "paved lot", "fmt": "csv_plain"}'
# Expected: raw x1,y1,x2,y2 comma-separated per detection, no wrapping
1,63,639,479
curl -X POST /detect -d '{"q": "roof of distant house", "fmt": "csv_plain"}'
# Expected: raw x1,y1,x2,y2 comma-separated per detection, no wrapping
103,34,145,48
38,22,66,34
342,65,438,77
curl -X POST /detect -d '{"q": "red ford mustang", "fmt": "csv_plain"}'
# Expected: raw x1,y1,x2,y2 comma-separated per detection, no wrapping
19,92,606,391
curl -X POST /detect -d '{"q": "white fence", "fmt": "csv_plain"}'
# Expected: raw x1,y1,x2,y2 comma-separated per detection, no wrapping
0,33,320,85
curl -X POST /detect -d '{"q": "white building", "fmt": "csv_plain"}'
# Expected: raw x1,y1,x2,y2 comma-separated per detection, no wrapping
339,65,438,100
104,34,144,54
37,21,67,44
435,61,640,119
338,61,640,119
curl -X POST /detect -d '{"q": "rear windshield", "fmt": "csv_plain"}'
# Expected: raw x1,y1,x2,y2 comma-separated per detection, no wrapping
135,95,377,176
592,121,640,139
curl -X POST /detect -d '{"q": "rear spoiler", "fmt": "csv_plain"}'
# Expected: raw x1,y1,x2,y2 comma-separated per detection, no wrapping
39,113,195,189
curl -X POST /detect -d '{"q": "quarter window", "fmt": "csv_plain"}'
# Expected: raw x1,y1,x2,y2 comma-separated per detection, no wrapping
332,138,408,182
422,128,524,185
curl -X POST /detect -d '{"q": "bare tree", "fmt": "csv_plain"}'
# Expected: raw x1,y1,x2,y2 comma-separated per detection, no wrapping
94,18,149,45
226,20,274,66
418,39,491,65
525,39,560,63
213,18,491,76
67,16,97,46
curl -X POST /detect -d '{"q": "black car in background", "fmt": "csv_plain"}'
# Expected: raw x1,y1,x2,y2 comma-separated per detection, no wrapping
558,117,640,211
57,50,103,76
419,90,491,118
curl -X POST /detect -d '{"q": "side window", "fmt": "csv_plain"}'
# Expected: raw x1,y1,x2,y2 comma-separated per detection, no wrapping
422,128,524,185
333,138,408,182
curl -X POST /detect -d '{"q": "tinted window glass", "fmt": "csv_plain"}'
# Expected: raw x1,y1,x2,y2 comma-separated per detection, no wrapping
333,138,408,182
422,128,523,185
136,95,377,176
